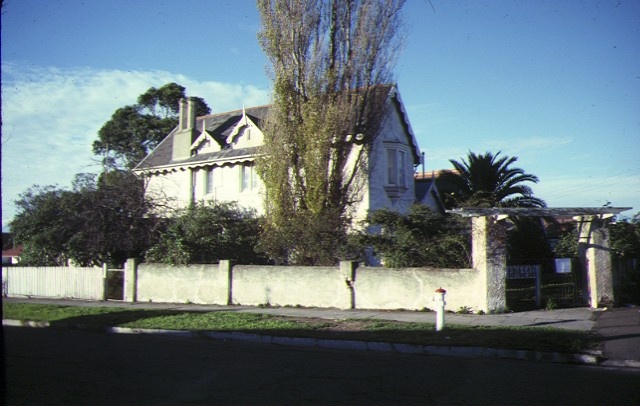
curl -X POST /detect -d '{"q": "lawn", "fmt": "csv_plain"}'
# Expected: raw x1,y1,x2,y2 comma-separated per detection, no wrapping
2,302,597,354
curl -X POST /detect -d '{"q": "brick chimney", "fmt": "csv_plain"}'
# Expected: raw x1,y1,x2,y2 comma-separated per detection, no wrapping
172,98,196,160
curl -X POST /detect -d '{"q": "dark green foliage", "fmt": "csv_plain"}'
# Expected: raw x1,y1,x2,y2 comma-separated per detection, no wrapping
11,185,78,266
146,202,268,265
610,213,640,259
441,151,545,209
507,217,553,265
552,227,579,259
257,208,349,266
92,106,175,169
92,83,210,169
361,205,471,268
137,83,210,118
11,172,162,267
610,213,640,304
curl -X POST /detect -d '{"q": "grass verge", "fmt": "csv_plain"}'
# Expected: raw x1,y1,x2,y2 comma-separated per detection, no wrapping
3,302,597,354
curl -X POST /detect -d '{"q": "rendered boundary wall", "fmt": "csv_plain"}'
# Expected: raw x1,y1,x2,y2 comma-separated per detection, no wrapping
129,261,488,312
231,264,353,309
354,267,483,311
135,261,229,305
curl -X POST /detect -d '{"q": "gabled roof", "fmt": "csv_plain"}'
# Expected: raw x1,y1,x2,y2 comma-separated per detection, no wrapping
135,105,269,172
134,85,420,171
387,86,420,165
415,178,445,213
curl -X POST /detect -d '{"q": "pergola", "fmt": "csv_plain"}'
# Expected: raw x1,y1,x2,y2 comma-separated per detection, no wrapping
447,207,632,310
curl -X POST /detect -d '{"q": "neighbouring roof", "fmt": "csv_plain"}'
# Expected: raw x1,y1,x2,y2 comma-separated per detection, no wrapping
447,207,633,218
2,245,24,258
414,178,445,213
134,84,421,172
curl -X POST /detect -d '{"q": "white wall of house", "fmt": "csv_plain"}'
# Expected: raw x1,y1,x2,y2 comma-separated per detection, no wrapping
191,163,264,214
145,169,192,212
140,92,419,221
353,105,417,223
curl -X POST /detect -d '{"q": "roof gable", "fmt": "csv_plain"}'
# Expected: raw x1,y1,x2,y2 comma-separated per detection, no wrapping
134,87,420,170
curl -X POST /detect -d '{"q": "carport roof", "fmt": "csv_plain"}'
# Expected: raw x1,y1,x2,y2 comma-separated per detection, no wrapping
446,207,632,218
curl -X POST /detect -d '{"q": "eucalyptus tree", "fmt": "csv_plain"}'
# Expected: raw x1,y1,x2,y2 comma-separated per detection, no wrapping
441,151,546,209
92,83,210,169
256,0,407,265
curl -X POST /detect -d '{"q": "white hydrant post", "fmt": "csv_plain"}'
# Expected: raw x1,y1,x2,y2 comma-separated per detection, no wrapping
434,288,447,331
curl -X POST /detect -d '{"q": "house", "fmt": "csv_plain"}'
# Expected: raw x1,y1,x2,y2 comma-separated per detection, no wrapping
134,84,441,222
2,245,23,265
414,171,447,213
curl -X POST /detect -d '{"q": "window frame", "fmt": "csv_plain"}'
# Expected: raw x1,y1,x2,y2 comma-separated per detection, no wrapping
384,145,410,198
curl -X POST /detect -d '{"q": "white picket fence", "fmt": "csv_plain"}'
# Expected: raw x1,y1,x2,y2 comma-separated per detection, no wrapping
2,266,106,300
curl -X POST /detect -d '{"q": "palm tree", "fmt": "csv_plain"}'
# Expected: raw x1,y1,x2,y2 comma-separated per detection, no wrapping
440,151,546,208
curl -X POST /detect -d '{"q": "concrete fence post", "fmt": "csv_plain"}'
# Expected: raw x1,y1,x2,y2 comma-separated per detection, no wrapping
102,263,109,301
124,258,139,303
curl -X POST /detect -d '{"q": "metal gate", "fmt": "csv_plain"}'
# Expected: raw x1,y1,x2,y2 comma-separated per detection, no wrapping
506,265,541,311
506,261,587,311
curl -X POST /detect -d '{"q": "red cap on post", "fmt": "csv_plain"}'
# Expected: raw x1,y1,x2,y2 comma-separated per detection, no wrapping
435,287,446,293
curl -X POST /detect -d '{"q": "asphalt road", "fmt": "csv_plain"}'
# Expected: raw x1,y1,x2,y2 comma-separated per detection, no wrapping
4,327,640,405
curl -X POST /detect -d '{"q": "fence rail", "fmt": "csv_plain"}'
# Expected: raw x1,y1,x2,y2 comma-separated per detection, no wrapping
506,265,541,308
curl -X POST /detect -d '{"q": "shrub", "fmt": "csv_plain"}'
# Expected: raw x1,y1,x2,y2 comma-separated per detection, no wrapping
146,202,268,265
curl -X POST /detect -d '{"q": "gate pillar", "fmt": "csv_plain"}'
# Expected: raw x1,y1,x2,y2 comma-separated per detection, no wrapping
472,215,508,313
576,216,614,307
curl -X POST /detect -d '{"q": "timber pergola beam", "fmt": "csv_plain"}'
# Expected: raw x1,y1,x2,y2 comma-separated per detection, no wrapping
446,207,631,218
446,207,632,309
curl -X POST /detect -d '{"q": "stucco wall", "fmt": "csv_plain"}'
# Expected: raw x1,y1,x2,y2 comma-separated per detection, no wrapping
136,263,228,304
353,107,417,223
192,165,264,214
354,266,485,311
231,265,352,309
145,169,192,212
126,261,485,312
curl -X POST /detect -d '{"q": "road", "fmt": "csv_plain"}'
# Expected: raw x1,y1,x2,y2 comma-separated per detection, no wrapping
4,326,640,405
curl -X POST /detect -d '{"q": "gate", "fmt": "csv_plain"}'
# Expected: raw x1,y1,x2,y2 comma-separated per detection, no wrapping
103,265,124,300
506,265,541,311
506,261,588,311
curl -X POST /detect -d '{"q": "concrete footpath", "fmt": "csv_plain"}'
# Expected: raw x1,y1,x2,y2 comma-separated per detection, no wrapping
3,297,639,368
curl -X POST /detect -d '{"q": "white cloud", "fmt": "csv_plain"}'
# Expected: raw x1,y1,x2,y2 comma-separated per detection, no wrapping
1,63,270,230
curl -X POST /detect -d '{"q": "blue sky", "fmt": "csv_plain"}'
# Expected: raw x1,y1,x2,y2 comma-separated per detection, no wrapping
2,0,639,229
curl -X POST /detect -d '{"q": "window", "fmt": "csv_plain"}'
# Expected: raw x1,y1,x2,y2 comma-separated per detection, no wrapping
241,163,258,191
206,167,222,194
206,168,214,194
398,150,406,187
385,147,409,198
387,149,398,186
386,148,407,187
